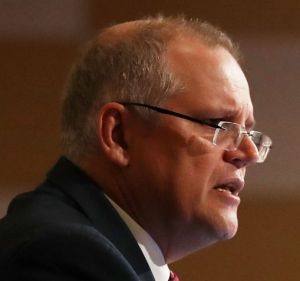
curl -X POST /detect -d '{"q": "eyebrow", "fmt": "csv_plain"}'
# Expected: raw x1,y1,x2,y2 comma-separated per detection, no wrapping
218,109,256,130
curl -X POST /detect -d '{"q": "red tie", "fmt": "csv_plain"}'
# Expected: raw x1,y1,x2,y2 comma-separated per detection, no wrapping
169,271,180,281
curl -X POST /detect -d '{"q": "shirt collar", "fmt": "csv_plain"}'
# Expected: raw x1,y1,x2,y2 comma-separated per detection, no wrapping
106,196,170,281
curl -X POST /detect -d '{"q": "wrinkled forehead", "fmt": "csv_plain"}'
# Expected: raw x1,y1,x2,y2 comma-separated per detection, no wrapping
164,37,254,126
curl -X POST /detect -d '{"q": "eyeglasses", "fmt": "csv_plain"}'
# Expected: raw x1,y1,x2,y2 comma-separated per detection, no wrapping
120,102,272,163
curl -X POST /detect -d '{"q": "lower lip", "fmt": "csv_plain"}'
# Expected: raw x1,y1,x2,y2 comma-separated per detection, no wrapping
213,189,241,205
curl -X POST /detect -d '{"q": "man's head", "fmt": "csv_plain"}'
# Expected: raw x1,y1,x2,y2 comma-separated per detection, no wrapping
61,16,239,159
61,16,271,263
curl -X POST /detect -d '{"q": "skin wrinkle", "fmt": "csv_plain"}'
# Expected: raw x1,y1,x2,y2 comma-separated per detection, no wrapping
73,19,259,264
186,135,215,156
140,38,253,260
62,16,241,159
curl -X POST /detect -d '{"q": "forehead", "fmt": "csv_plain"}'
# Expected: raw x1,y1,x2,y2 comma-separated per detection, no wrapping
165,38,254,126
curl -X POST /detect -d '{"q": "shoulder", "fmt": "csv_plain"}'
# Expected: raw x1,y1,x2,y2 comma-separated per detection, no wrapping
0,181,103,262
0,161,143,280
1,223,139,281
0,182,90,243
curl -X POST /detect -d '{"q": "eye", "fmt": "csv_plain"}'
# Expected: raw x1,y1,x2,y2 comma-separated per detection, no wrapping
206,118,224,125
201,118,225,129
207,118,224,123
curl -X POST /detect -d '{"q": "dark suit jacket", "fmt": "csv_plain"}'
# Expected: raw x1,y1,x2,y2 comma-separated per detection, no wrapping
0,157,155,281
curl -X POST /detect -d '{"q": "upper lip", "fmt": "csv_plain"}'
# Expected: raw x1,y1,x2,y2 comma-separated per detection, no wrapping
214,178,245,196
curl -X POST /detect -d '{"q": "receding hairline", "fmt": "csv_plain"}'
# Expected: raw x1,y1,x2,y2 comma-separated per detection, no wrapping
96,20,143,45
61,16,240,160
95,17,239,60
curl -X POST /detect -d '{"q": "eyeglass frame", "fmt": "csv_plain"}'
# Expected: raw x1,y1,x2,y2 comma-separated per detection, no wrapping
119,102,272,162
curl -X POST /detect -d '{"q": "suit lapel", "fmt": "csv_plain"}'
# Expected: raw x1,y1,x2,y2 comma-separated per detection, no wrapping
46,157,155,281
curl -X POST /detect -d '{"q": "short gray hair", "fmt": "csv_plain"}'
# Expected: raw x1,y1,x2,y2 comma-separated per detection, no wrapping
61,15,240,159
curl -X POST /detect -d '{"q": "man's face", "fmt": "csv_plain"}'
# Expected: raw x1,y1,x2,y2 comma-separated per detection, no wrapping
125,38,257,262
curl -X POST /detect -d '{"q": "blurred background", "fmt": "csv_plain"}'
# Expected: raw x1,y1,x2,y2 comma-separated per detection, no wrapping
0,1,299,280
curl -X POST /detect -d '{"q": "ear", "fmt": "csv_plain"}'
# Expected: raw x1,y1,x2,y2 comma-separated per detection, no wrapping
97,102,129,166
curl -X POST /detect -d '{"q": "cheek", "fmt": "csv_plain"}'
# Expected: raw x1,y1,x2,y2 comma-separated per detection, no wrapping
130,131,221,204
186,135,215,156
184,134,222,181
166,135,222,212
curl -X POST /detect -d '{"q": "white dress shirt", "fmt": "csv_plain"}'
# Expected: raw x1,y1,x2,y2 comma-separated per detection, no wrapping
106,196,170,281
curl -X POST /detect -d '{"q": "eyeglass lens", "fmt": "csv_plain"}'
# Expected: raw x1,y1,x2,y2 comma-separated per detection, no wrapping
214,122,271,163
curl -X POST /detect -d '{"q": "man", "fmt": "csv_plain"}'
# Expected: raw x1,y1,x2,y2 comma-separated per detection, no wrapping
0,16,272,280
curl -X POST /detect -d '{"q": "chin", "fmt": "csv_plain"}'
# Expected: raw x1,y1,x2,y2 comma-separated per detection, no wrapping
215,211,239,240
197,206,239,243
165,212,239,263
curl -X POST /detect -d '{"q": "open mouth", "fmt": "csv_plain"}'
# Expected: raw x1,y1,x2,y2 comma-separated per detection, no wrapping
214,179,244,197
215,185,238,196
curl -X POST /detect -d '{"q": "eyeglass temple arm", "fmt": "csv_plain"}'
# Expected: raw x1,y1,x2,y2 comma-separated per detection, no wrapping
120,102,222,129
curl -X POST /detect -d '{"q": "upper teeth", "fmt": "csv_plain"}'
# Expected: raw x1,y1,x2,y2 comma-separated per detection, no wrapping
216,186,234,194
217,187,230,192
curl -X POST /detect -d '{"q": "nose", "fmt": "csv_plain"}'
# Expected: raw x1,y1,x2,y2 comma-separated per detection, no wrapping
223,135,259,168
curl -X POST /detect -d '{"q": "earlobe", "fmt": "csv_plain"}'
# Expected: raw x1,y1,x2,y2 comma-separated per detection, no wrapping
97,103,129,166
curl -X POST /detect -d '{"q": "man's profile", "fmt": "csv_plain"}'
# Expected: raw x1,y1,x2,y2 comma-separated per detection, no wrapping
0,15,272,281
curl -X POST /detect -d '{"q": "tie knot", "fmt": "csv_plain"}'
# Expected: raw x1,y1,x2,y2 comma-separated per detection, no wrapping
169,271,180,281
